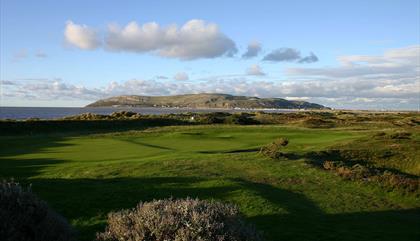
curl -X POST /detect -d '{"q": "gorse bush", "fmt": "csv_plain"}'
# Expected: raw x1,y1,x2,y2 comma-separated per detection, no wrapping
321,161,420,194
374,171,419,193
301,117,335,128
62,111,142,120
197,112,230,124
0,180,75,241
260,138,289,159
389,131,412,140
373,131,412,140
224,113,259,125
96,198,263,241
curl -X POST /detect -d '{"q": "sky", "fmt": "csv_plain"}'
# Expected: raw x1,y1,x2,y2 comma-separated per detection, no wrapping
0,0,419,110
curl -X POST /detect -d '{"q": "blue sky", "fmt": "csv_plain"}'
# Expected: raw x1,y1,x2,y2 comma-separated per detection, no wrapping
1,0,419,109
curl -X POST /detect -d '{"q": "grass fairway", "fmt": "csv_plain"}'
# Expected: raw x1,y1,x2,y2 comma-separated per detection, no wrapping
1,125,419,241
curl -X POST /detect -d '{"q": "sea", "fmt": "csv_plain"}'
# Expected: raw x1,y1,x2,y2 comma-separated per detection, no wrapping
0,107,298,120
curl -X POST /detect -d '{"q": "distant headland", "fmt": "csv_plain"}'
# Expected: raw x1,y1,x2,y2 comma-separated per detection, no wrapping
86,93,329,110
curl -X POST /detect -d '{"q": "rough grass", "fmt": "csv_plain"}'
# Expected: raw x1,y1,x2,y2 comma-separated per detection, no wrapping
0,125,419,241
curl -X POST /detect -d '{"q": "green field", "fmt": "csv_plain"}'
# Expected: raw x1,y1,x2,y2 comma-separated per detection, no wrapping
1,124,419,241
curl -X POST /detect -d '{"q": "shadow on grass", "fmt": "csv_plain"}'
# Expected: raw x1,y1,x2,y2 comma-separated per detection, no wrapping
1,135,419,241
121,139,175,150
0,118,190,137
0,135,74,158
27,176,237,241
239,179,420,241
8,176,418,241
0,118,189,158
303,149,420,178
198,147,260,154
0,158,67,178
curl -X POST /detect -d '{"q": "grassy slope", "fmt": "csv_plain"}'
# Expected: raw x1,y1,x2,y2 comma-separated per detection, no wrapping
87,93,325,109
0,125,419,241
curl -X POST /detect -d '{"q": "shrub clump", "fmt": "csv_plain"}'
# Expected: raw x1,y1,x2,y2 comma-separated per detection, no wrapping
321,161,420,194
224,113,259,125
197,112,230,124
260,138,289,159
389,131,411,140
62,112,107,120
110,111,142,119
0,180,75,241
96,198,263,241
322,161,373,180
62,111,142,120
301,117,335,128
373,131,412,140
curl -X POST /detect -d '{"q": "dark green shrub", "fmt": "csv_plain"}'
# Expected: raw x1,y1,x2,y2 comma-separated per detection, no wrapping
0,180,75,241
260,138,289,159
301,117,335,128
373,131,412,140
96,198,263,241
197,112,230,124
110,111,141,119
224,113,259,125
62,112,108,120
389,131,411,139
373,132,386,138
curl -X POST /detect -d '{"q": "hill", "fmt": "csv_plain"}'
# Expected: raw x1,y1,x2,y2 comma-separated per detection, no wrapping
86,93,328,109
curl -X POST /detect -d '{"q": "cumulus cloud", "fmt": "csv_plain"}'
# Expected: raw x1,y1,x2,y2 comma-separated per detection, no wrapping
287,45,419,78
246,64,266,76
298,52,318,63
3,46,418,110
174,72,189,81
4,76,418,110
64,21,101,50
2,79,103,101
263,48,319,63
263,48,301,62
242,41,261,58
104,19,237,60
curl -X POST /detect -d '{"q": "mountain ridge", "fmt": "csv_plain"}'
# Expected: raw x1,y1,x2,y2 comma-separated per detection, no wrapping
86,93,329,109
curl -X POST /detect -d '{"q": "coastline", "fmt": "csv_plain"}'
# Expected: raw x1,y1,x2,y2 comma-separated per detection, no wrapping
1,106,418,121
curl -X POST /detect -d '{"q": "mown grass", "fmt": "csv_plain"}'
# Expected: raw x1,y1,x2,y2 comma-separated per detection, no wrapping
1,124,419,241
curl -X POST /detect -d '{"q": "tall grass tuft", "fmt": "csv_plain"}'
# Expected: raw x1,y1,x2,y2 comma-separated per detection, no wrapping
260,138,289,159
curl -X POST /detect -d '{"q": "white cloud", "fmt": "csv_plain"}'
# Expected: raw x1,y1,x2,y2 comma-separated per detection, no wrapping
64,21,101,50
105,19,237,60
288,45,419,78
3,46,419,110
4,74,418,110
7,79,104,100
242,41,261,58
174,72,189,81
246,64,266,76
